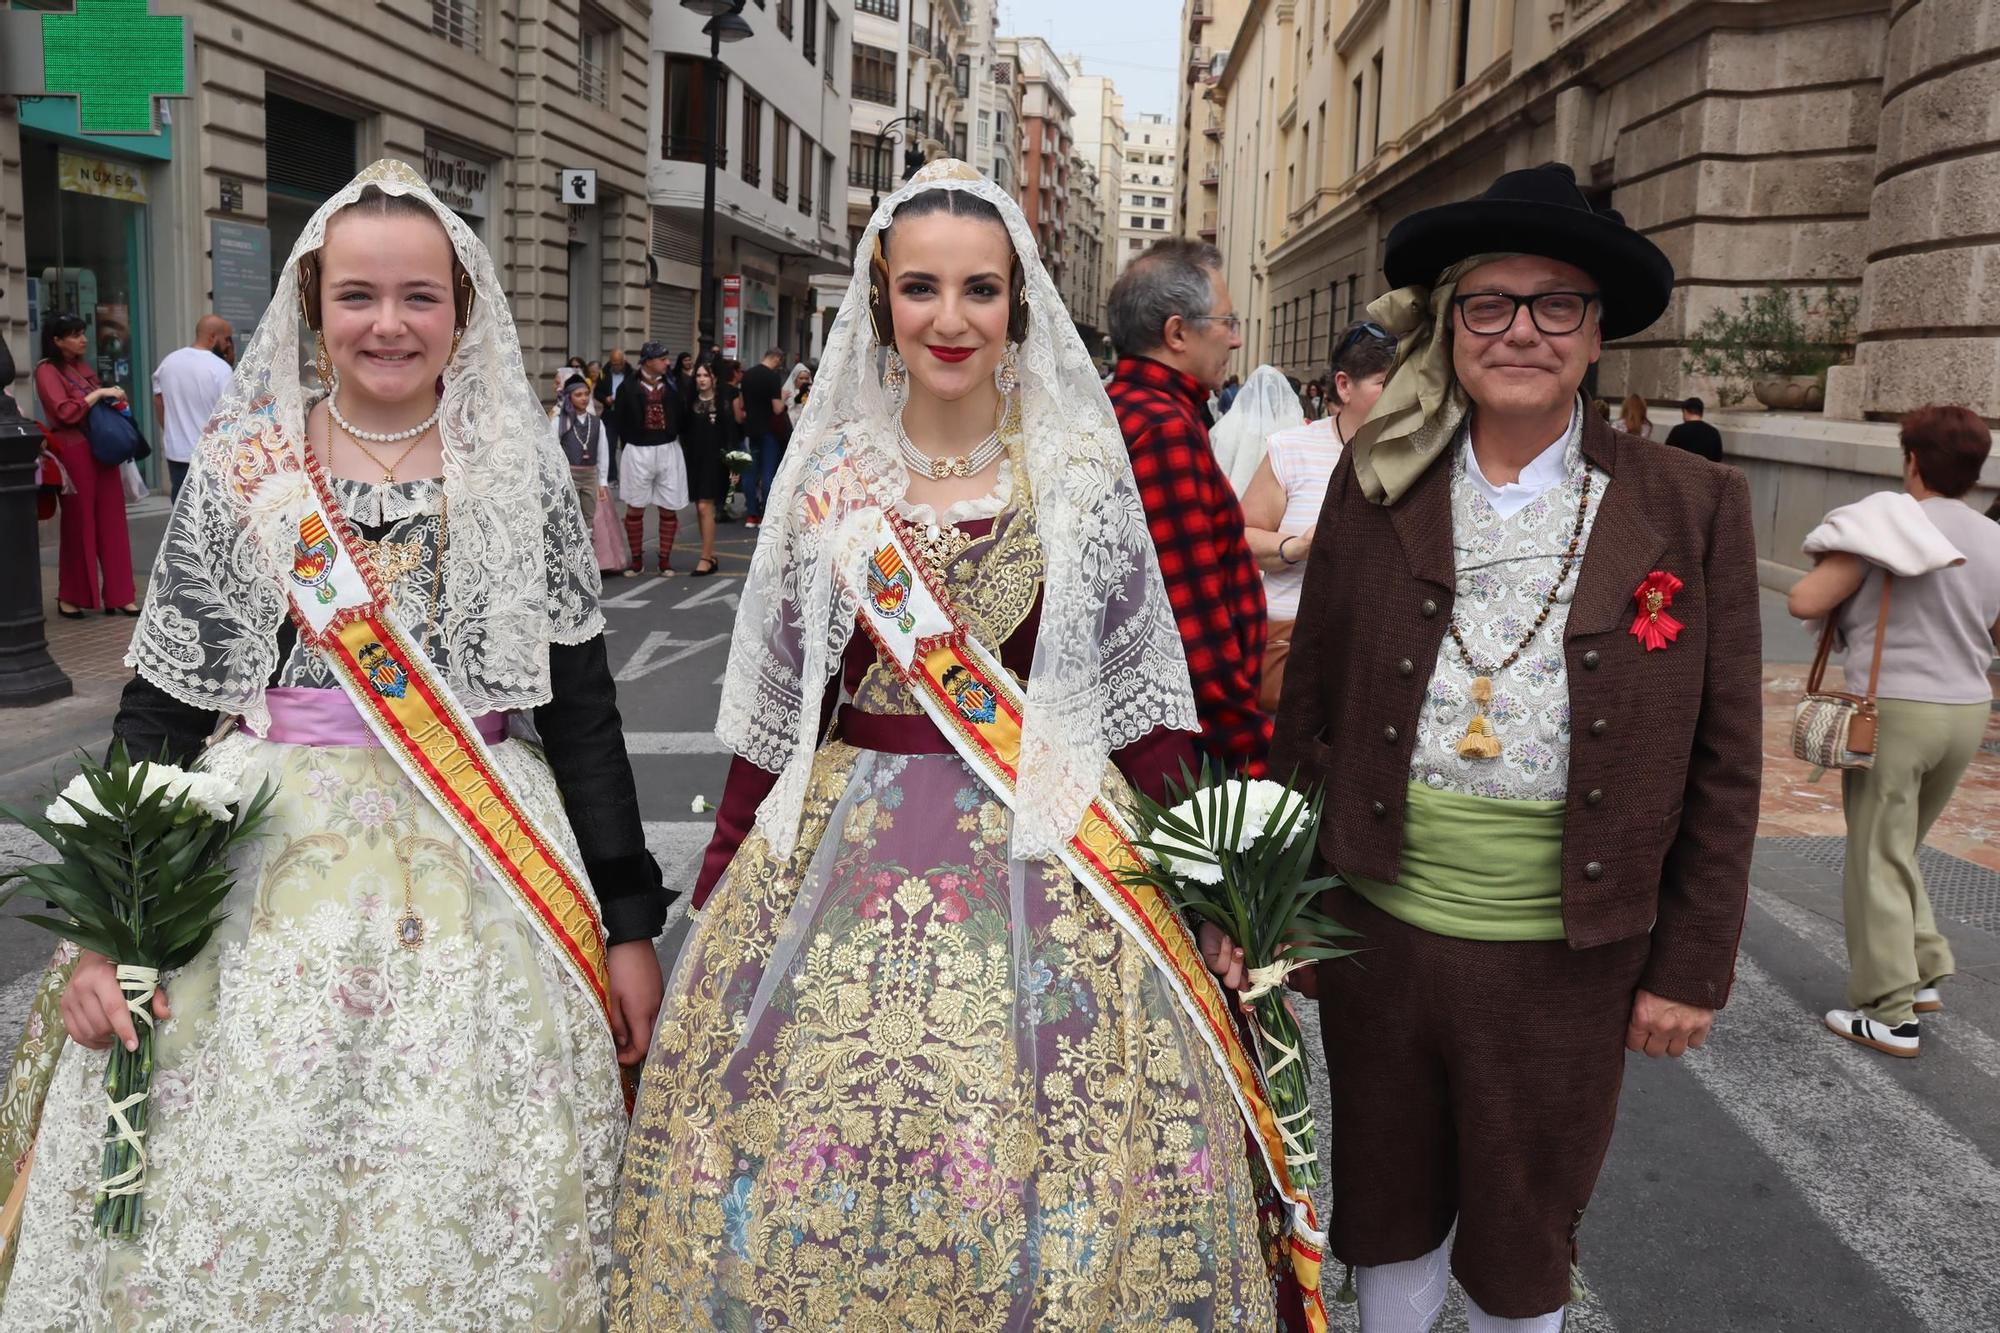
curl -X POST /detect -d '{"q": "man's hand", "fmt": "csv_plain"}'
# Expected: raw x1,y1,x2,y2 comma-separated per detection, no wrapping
607,939,665,1067
62,950,170,1052
1626,987,1714,1059
1197,921,1247,991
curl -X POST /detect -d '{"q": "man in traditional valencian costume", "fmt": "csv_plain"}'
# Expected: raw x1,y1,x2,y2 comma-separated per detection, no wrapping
1273,164,1762,1331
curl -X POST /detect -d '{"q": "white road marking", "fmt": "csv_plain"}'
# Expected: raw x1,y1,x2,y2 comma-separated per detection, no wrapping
1753,888,2000,1083
672,578,740,612
614,632,730,682
1678,952,2000,1329
622,732,729,755
597,581,662,609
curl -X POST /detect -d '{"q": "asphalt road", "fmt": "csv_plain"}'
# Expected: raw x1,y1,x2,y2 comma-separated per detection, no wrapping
2,514,1997,1330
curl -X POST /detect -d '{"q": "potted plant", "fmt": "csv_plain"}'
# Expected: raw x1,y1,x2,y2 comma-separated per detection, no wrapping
1679,285,1858,411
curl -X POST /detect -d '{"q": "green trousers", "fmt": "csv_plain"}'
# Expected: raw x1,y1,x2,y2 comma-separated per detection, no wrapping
1840,697,1990,1025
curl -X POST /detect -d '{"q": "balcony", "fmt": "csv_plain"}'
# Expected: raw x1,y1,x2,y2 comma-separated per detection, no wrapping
911,22,931,52
663,134,723,167
1186,45,1210,83
855,0,897,16
1200,164,1219,188
849,160,896,191
1188,0,1210,38
1197,209,1217,239
1204,109,1222,138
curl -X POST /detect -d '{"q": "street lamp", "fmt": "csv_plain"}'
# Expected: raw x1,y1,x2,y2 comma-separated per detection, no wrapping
0,327,71,707
869,112,926,214
682,0,751,350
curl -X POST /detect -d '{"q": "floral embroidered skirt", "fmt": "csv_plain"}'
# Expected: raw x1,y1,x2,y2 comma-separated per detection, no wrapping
0,734,626,1331
611,743,1287,1332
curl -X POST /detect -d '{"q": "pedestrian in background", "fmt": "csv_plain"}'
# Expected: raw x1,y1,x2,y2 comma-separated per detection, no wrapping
1303,378,1328,421
1788,405,2000,1058
614,339,686,576
152,314,234,499
36,313,139,618
1240,319,1398,711
1216,371,1241,414
675,361,730,576
1105,239,1271,775
671,350,694,394
1663,395,1724,462
1209,363,1304,495
738,346,787,528
781,361,812,428
594,346,629,414
553,371,609,528
1620,391,1653,438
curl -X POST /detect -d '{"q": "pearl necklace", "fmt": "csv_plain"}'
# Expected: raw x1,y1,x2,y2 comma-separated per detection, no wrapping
328,388,441,444
897,416,1005,480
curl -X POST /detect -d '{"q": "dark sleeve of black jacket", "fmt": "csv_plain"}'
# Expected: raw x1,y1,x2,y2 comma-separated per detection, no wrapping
111,632,669,945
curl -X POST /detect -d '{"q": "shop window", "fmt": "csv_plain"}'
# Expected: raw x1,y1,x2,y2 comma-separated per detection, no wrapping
432,0,483,52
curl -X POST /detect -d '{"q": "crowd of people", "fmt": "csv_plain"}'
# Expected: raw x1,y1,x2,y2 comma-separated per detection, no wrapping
1,150,1993,1333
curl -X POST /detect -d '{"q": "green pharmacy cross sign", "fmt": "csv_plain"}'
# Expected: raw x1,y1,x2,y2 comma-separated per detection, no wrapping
4,0,188,136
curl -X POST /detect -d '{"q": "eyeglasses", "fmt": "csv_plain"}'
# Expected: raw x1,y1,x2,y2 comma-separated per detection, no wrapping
1186,313,1243,334
1332,320,1392,365
1452,291,1598,336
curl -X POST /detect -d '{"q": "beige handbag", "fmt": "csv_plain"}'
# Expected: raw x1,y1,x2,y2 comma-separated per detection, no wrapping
1791,573,1893,770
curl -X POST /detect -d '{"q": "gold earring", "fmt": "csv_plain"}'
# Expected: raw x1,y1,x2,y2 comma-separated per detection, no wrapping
314,334,334,393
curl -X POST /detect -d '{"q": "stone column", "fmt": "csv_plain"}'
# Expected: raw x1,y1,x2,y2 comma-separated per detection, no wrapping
1854,0,2000,419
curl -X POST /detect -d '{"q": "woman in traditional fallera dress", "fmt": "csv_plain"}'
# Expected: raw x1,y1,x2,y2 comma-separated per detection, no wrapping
0,160,666,1329
611,162,1313,1331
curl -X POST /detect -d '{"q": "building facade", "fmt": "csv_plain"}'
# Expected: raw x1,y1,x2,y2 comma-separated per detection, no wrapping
1067,62,1124,309
1174,0,1247,243
1196,0,1999,430
1064,153,1108,351
651,2,851,364
1116,112,1178,279
998,35,1072,291
2,0,654,459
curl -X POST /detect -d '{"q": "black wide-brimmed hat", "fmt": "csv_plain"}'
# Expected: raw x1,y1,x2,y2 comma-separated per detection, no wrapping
1383,163,1674,341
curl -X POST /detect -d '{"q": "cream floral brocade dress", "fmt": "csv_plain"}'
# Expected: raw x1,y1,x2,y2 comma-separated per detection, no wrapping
611,475,1285,1332
0,479,626,1332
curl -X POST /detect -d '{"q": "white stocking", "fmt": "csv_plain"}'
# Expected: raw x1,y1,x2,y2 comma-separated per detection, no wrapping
1466,1294,1566,1333
1353,1239,1450,1333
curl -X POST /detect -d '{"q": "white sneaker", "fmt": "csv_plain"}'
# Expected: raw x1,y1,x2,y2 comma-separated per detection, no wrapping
1914,987,1943,1014
1824,1009,1920,1058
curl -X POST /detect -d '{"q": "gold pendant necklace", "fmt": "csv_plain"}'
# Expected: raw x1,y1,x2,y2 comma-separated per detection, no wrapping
1447,467,1593,760
392,834,426,950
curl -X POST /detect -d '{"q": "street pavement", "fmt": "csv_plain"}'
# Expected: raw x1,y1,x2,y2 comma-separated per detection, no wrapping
2,510,1998,1330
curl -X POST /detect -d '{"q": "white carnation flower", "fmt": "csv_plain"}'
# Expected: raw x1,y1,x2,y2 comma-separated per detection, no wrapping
134,762,191,804
172,772,242,823
45,774,107,827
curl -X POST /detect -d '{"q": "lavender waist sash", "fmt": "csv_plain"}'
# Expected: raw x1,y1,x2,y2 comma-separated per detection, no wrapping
249,687,509,747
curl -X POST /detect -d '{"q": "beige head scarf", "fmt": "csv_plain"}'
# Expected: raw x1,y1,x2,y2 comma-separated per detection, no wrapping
1347,252,1517,506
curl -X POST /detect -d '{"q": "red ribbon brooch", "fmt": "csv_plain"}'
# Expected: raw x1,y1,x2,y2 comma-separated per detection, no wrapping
1630,571,1685,651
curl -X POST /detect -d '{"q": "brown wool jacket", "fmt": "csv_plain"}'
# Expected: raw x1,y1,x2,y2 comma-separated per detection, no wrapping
1270,409,1762,1010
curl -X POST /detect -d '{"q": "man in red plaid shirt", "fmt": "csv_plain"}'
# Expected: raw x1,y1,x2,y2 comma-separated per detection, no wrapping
1105,240,1271,776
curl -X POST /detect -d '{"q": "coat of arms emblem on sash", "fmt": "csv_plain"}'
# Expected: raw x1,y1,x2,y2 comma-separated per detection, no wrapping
867,544,917,633
941,664,998,725
292,513,340,605
357,641,409,700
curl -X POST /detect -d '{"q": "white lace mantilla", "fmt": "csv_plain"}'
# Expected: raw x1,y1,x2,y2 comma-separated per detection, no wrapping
716,162,1198,861
126,159,602,733
1409,422,1607,800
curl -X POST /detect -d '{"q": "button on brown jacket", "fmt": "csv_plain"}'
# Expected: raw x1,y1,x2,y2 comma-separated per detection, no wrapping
1270,410,1762,1009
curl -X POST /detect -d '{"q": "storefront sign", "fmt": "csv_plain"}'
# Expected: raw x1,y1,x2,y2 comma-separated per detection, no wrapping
211,220,272,344
721,275,743,361
0,1,191,136
59,151,147,203
424,145,492,218
559,168,597,205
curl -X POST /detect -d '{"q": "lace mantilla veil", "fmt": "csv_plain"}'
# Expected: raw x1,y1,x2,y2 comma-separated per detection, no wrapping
127,160,602,731
719,160,1198,860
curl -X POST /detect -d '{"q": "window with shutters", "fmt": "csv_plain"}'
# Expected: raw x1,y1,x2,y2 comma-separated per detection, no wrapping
820,150,834,223
663,57,721,164
773,115,791,202
849,130,889,190
577,9,613,108
431,0,482,52
824,13,838,84
742,91,763,185
798,133,815,215
853,43,896,105
266,93,359,201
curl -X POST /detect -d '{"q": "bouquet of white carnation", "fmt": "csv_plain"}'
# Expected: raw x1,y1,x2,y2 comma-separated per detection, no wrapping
1124,765,1353,1190
0,747,272,1239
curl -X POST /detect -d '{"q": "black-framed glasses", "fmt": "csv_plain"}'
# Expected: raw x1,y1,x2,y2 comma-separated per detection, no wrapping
1186,313,1243,334
1452,291,1598,336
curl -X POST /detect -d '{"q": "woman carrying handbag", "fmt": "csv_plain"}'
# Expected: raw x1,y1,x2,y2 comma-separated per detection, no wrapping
1788,406,2000,1058
34,315,139,618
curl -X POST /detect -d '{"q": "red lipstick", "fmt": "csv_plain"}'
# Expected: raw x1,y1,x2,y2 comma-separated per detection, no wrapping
927,345,975,363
